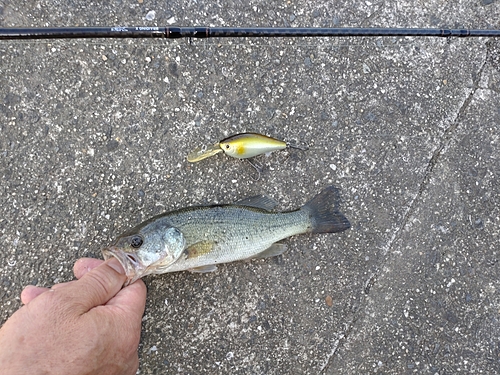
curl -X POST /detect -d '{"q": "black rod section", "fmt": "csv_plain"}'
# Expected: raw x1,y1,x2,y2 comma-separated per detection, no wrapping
205,27,500,38
1,26,500,40
0,26,168,39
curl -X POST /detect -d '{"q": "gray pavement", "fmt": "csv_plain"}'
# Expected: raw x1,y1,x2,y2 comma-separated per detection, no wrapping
1,0,499,374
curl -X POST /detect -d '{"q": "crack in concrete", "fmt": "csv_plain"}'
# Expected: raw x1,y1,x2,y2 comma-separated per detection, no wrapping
359,74,484,294
319,43,491,374
319,336,343,373
320,314,359,374
376,49,488,278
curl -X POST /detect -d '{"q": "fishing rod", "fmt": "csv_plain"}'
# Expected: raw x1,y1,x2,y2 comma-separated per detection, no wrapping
1,26,500,40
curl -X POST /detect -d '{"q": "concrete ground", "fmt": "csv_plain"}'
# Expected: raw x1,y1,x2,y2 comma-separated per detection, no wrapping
1,0,499,374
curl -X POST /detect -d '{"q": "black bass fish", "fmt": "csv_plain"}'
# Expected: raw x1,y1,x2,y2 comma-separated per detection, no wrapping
102,186,350,285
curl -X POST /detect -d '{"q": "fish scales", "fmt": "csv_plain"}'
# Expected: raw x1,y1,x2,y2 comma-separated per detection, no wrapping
158,206,309,273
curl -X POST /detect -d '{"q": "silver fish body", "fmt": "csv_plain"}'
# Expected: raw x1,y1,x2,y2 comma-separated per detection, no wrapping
152,205,310,273
102,186,350,285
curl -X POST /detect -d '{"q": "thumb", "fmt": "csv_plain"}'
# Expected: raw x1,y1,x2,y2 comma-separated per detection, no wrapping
67,258,127,314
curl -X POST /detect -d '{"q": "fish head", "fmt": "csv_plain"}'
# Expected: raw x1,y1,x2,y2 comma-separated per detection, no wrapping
102,226,186,285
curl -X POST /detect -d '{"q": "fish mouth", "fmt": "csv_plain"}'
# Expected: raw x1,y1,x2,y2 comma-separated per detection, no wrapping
102,246,145,286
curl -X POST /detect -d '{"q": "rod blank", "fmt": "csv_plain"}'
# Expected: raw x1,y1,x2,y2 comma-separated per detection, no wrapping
1,26,500,40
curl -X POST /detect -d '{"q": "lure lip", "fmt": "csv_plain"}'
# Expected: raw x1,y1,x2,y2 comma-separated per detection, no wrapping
186,142,222,162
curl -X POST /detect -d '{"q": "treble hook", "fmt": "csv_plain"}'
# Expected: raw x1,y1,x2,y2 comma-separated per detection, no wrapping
245,159,263,181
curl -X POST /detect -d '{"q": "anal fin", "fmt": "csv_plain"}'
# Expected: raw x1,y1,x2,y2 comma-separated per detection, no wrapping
252,243,288,259
189,265,218,273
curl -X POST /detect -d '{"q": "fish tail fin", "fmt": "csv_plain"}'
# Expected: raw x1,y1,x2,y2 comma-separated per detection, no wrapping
302,186,351,234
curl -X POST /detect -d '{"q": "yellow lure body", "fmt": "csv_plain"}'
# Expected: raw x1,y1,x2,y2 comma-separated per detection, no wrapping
219,133,287,159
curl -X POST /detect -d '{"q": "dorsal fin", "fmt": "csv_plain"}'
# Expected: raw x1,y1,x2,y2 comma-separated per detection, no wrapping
235,195,278,211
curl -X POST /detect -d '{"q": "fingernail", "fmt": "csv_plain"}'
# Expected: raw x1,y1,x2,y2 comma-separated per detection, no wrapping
107,258,125,275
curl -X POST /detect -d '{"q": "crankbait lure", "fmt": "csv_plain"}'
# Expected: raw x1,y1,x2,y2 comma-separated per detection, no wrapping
187,132,306,163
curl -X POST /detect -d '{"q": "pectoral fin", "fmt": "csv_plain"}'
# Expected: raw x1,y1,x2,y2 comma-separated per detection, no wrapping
189,265,218,273
186,241,215,259
252,243,288,259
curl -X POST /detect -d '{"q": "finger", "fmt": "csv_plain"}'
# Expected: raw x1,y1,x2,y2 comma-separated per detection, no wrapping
51,280,78,290
22,279,81,304
73,258,105,279
63,258,127,314
22,280,80,304
21,285,50,304
105,280,147,350
107,279,147,319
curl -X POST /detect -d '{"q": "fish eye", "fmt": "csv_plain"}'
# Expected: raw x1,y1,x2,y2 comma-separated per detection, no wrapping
130,235,143,248
225,144,230,149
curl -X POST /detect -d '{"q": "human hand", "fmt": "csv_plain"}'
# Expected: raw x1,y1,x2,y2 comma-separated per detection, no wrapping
0,257,147,375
